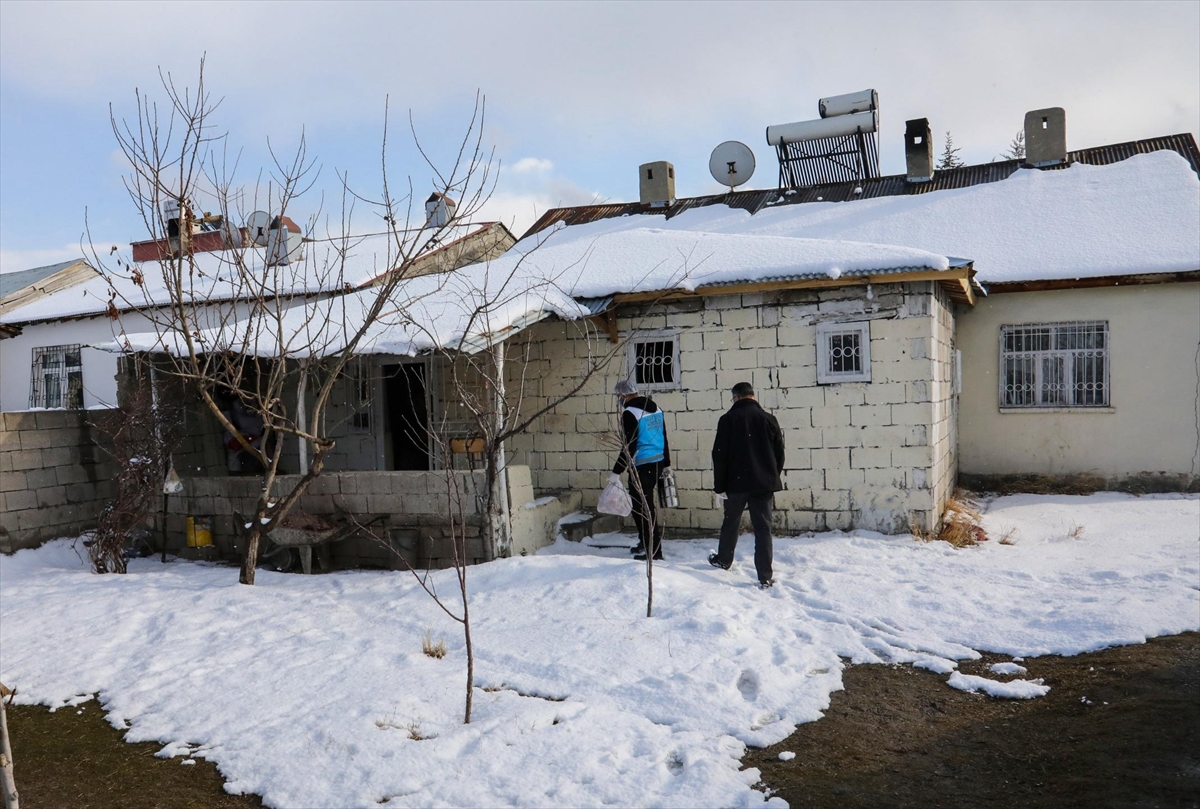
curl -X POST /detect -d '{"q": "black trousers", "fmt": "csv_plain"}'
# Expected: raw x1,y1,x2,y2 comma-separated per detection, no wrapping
629,463,663,554
715,491,774,582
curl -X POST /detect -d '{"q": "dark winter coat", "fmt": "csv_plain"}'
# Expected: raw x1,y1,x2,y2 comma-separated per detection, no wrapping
711,398,785,494
612,395,672,475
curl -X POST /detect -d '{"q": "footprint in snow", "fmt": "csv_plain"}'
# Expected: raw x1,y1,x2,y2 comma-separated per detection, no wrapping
737,670,759,702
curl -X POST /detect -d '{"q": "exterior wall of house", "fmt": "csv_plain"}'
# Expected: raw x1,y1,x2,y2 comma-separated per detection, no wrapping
507,281,952,535
0,409,117,553
956,281,1200,489
930,284,959,517
0,315,129,411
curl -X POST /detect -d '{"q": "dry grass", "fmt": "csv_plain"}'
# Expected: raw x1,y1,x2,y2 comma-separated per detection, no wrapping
1067,522,1086,540
997,526,1018,546
422,630,447,659
932,492,988,549
406,720,431,741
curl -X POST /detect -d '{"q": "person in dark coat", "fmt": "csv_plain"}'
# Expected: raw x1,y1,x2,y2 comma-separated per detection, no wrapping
708,381,785,588
609,380,671,560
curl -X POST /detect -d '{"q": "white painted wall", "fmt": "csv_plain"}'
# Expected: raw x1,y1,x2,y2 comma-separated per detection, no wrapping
956,282,1200,480
0,315,134,411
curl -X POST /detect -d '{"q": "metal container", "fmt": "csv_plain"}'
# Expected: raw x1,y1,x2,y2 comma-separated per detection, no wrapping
659,468,679,508
186,516,213,548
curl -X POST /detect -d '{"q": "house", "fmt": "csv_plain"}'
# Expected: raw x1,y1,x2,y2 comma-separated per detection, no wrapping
121,109,1198,569
0,216,515,413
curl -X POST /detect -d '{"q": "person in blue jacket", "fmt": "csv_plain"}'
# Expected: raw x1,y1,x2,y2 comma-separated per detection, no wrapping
608,380,671,560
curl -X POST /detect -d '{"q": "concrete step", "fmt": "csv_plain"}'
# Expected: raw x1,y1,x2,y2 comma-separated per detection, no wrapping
560,511,624,542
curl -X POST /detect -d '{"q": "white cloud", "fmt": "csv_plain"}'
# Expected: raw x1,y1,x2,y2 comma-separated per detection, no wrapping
509,157,554,174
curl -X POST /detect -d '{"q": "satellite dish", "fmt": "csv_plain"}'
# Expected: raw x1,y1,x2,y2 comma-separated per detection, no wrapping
709,141,756,189
246,211,271,247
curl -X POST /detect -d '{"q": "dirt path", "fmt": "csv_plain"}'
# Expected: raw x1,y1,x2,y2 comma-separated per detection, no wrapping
743,632,1200,809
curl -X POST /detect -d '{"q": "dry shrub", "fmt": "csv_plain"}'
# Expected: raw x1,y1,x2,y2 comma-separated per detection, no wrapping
998,527,1018,546
935,493,988,549
422,630,447,659
406,720,431,741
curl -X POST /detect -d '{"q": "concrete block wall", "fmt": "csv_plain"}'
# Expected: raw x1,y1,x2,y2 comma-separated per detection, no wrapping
507,282,950,536
930,285,959,522
157,468,490,569
0,409,117,552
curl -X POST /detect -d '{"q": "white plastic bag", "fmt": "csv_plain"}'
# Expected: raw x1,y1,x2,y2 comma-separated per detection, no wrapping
597,478,633,517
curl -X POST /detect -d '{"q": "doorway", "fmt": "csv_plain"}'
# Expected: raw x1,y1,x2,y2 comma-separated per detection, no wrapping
383,363,429,471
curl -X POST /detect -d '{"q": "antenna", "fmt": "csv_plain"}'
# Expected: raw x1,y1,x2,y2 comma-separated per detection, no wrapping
708,141,756,190
246,211,271,247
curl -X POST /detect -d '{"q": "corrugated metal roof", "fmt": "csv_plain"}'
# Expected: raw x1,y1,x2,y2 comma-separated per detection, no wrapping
0,258,90,298
522,133,1200,239
575,295,614,315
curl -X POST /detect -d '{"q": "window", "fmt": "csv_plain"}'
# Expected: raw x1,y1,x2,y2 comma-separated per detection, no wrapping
628,332,679,391
999,321,1109,408
29,345,83,409
349,359,372,431
816,321,871,383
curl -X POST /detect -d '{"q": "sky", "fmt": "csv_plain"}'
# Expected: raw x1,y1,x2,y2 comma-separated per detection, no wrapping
1,0,1198,274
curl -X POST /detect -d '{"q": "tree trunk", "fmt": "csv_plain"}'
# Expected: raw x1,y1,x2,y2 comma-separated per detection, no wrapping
0,697,18,809
239,526,260,586
462,596,474,724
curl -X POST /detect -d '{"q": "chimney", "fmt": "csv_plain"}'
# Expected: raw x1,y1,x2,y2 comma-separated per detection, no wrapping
1024,107,1067,167
904,118,935,183
425,193,457,228
639,161,675,208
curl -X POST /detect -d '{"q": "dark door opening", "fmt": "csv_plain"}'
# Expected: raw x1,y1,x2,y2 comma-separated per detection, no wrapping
383,363,429,471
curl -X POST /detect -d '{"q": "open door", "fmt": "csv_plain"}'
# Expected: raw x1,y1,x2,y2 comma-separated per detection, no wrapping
383,363,429,471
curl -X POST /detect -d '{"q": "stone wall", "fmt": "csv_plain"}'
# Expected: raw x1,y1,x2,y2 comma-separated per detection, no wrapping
0,409,117,553
506,282,952,535
155,465,563,569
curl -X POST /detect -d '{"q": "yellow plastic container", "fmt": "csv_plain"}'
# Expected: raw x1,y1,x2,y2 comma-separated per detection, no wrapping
186,516,213,547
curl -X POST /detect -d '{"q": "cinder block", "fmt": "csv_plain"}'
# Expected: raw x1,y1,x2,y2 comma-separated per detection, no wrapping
812,406,850,429
777,364,817,389
6,489,37,511
813,489,849,512
891,403,932,427
892,446,932,468
811,448,849,470
864,383,908,406
820,426,863,449
850,405,892,427
824,467,865,490
851,447,892,469
9,450,42,471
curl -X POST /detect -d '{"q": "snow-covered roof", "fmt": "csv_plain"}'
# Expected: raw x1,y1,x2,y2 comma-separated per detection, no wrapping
0,224,493,326
116,226,952,358
530,146,1200,286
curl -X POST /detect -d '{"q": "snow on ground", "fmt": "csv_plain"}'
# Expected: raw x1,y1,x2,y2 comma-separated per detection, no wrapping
1,493,1196,808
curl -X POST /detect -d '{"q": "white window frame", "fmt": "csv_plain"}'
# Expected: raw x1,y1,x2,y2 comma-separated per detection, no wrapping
627,330,681,392
30,344,84,409
998,321,1110,409
816,321,872,384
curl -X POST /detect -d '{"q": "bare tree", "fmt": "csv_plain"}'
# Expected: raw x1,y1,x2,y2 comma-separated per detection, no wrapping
95,60,498,584
87,356,185,574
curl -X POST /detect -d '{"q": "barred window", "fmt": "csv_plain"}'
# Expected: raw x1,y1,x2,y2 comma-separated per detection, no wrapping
1000,321,1109,408
628,332,679,391
349,359,372,431
816,321,872,383
30,344,83,409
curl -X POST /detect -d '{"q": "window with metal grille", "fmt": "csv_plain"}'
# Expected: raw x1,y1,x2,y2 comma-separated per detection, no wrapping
349,359,372,431
30,345,84,409
628,333,679,391
816,321,872,383
999,321,1109,408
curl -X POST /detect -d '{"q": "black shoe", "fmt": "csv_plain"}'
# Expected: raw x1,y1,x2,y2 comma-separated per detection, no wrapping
629,544,646,555
708,552,730,571
758,579,775,590
633,551,664,561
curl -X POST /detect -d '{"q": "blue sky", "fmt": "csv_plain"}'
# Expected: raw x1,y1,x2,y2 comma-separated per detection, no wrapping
1,0,1197,273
